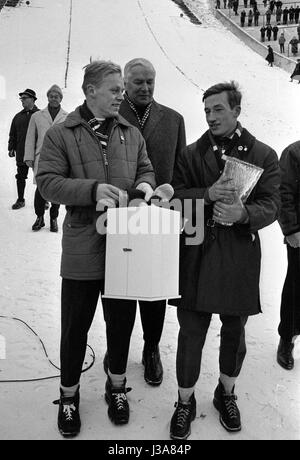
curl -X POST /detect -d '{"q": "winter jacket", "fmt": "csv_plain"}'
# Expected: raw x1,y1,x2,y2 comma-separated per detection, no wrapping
24,106,68,178
119,99,186,186
36,106,156,280
278,141,300,236
8,105,39,163
169,127,280,316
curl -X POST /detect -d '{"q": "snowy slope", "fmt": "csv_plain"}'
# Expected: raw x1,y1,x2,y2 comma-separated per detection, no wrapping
0,0,299,440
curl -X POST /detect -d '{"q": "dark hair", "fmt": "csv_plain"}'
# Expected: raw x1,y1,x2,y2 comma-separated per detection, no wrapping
82,60,122,95
202,81,242,109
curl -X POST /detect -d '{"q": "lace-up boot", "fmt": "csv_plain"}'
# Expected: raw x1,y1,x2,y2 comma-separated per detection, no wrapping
54,387,81,437
213,380,241,432
170,393,196,440
105,376,131,425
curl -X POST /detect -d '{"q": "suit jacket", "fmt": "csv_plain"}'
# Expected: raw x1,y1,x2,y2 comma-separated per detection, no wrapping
119,99,186,186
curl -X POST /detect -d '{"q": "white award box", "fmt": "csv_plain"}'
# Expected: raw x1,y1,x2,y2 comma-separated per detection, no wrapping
103,205,181,301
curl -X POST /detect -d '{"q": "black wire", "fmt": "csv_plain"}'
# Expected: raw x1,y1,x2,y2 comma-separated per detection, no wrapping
0,315,96,383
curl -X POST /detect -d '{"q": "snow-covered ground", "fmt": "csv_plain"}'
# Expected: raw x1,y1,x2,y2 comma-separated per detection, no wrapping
0,0,299,441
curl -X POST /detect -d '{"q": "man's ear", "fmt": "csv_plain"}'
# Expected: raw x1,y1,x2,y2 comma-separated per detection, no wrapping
86,84,96,97
233,105,241,118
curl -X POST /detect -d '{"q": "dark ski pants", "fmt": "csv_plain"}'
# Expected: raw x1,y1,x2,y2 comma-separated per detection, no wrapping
60,278,137,387
15,162,29,201
278,245,300,342
34,187,60,219
176,309,248,388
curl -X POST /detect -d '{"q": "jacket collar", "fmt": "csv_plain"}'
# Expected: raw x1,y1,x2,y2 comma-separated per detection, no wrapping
64,106,132,129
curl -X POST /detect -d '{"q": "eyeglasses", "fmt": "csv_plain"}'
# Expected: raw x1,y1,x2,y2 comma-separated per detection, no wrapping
19,96,31,101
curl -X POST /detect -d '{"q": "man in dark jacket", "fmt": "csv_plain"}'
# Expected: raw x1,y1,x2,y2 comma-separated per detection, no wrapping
8,88,39,209
277,141,300,371
36,61,156,437
169,81,280,440
119,58,186,387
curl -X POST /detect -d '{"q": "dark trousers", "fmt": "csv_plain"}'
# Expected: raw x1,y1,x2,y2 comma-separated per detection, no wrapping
34,187,60,219
60,279,137,387
278,245,300,342
139,300,166,349
15,163,29,201
176,309,248,388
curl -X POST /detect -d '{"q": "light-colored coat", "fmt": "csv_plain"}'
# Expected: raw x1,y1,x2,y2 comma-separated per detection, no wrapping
24,106,68,179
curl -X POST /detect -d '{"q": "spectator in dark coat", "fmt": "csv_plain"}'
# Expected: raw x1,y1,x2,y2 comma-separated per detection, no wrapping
289,6,295,24
266,24,273,41
297,23,300,41
289,36,299,56
283,7,289,25
266,8,272,25
272,24,279,41
240,9,246,26
8,88,39,209
254,9,260,26
266,45,274,66
169,81,280,440
260,25,266,42
277,141,300,370
248,9,253,26
119,58,187,387
276,6,282,23
295,5,300,24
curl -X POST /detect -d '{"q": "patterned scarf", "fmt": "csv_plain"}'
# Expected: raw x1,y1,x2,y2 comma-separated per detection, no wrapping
80,101,115,155
124,93,152,131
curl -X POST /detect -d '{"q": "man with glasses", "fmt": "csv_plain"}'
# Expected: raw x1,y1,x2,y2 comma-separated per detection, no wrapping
8,88,39,209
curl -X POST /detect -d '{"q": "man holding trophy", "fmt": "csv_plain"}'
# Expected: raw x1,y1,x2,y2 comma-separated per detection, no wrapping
169,81,280,440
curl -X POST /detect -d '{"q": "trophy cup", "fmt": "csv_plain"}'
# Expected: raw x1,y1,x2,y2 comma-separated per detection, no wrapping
215,155,264,226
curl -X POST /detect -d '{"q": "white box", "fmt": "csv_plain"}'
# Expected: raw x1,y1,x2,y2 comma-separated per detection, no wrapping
103,205,181,301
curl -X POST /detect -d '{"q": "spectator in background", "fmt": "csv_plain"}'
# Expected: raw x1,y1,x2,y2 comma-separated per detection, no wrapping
278,32,286,53
266,24,273,41
277,141,300,371
266,45,274,66
248,9,253,26
240,9,246,27
276,6,282,24
297,23,300,41
289,6,295,24
8,89,39,209
223,0,227,8
233,0,239,15
265,8,272,25
243,0,247,8
260,25,266,42
254,9,260,26
289,36,299,56
295,5,300,24
272,24,279,41
24,85,68,232
283,7,289,25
